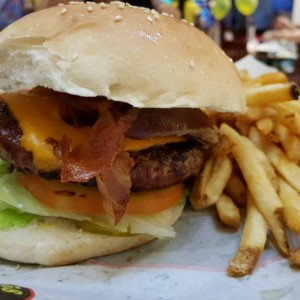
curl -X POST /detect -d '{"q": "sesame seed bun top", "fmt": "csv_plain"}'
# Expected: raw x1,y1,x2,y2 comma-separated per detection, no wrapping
0,1,245,112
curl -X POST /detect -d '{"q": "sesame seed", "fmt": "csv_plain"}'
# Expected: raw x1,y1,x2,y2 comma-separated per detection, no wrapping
113,1,123,6
189,22,194,26
147,16,153,23
162,12,169,17
190,59,195,69
68,1,81,4
118,2,125,9
100,2,107,8
58,3,64,6
114,15,122,22
72,53,79,60
87,5,93,12
181,19,187,23
61,8,67,15
153,14,159,20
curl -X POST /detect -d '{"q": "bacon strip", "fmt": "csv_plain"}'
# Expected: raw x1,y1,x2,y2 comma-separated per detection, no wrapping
96,152,134,224
53,104,133,223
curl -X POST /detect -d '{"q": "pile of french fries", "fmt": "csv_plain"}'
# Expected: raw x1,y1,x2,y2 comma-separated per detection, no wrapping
191,70,300,277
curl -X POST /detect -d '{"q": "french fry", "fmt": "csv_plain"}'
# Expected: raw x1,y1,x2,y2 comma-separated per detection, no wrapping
281,100,300,115
281,135,300,165
227,193,268,277
270,102,300,135
243,130,279,191
255,117,274,136
245,106,277,121
289,247,300,268
278,178,300,235
243,71,288,88
204,155,233,208
215,194,241,229
220,123,289,256
273,120,300,164
239,69,250,83
257,71,289,85
249,126,300,192
190,157,214,210
191,155,232,209
273,122,289,143
246,82,299,106
225,172,247,207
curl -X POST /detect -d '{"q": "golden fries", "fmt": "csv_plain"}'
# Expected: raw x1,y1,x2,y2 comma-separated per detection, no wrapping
246,82,299,106
204,156,233,207
278,178,300,235
249,126,300,192
190,157,214,209
220,123,288,256
245,106,277,121
255,117,274,135
225,173,247,207
191,155,232,209
239,69,250,83
243,71,288,88
215,194,240,229
281,100,300,114
242,130,278,191
191,70,300,276
227,193,268,277
270,102,300,135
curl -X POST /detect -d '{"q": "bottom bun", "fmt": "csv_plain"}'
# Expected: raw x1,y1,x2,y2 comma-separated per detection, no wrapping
0,217,154,266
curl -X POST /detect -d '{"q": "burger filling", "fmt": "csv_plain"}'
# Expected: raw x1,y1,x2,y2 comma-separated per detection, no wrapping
0,88,219,227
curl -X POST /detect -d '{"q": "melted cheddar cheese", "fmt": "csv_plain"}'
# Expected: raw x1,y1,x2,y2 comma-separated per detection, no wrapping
1,92,185,171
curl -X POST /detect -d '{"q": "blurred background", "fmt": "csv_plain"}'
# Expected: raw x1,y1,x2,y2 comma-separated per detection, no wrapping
0,0,300,82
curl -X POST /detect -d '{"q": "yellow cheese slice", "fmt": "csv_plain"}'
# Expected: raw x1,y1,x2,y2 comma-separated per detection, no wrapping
1,92,185,171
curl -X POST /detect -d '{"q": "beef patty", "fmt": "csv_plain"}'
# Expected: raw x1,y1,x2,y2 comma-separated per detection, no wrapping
0,100,204,189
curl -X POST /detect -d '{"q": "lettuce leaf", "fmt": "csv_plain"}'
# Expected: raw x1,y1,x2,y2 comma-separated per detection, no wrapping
0,166,185,238
0,208,36,230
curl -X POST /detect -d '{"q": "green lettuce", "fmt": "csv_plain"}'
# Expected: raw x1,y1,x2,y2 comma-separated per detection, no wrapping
0,208,36,230
0,161,186,238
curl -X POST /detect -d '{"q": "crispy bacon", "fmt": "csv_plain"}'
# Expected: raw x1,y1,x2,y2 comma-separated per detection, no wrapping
96,152,134,224
52,103,133,223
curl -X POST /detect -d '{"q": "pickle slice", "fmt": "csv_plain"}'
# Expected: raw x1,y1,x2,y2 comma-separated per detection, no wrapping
75,221,136,237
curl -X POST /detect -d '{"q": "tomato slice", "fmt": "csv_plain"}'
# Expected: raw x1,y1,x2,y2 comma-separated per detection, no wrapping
17,174,185,215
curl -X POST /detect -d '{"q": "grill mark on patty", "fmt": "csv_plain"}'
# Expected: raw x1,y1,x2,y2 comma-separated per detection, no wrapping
129,143,204,189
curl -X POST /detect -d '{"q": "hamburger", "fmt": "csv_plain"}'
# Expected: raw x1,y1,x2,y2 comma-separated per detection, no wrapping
0,1,245,266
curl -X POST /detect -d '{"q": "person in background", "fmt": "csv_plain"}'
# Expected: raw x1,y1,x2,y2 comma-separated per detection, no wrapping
265,25,300,43
263,0,300,43
0,0,24,29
